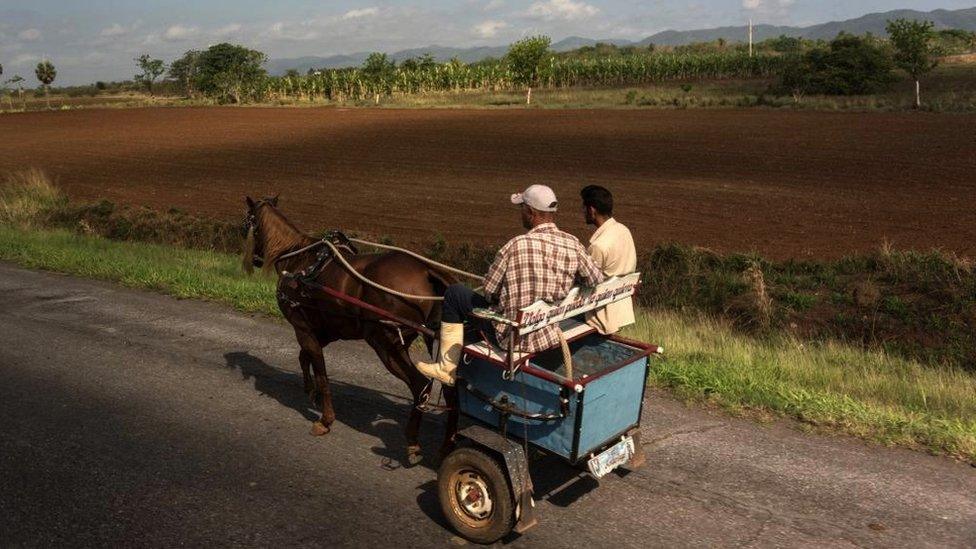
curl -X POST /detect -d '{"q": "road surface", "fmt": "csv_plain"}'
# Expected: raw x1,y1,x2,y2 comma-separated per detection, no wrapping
1,263,973,547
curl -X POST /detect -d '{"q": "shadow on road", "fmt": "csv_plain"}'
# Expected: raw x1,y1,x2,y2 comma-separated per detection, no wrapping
222,351,446,470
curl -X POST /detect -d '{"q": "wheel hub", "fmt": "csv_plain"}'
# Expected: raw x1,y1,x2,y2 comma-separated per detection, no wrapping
456,471,493,521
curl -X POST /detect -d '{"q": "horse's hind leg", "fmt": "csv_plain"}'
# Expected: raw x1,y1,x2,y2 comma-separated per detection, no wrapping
296,332,335,436
367,332,428,466
390,337,434,466
439,385,459,459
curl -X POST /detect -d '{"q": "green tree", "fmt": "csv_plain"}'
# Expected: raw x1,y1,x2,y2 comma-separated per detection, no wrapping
7,75,26,110
134,54,166,96
416,53,437,71
362,52,396,102
505,35,551,105
793,34,894,96
192,44,267,103
766,35,804,54
169,50,202,97
35,60,57,109
886,19,939,109
778,54,813,103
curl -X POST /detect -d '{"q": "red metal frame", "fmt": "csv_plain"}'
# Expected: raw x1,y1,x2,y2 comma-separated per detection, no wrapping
286,278,436,338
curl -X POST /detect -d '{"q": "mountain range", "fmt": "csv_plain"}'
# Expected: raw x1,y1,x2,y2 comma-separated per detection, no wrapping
267,6,976,75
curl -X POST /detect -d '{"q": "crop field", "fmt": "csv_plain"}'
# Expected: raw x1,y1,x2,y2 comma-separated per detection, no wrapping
1,107,974,259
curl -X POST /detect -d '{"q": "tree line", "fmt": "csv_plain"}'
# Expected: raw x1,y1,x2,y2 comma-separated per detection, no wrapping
2,18,970,110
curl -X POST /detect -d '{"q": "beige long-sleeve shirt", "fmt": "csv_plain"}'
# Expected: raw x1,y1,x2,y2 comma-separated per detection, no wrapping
585,217,637,334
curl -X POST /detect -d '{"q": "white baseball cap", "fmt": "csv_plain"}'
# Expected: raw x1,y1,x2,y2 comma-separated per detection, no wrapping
511,185,558,212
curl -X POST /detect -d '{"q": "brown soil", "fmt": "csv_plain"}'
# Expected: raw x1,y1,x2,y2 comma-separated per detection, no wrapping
2,107,974,259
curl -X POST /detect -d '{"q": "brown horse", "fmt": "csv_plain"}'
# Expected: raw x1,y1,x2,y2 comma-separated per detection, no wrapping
242,196,457,463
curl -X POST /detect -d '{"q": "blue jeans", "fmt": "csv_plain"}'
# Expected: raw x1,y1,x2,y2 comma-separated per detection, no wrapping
442,284,499,346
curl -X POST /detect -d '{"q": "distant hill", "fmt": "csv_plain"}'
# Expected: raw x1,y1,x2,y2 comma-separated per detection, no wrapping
635,7,976,46
267,6,976,74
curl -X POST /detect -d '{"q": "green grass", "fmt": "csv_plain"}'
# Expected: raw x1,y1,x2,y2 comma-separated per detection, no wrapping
0,225,973,463
623,311,975,462
0,226,278,316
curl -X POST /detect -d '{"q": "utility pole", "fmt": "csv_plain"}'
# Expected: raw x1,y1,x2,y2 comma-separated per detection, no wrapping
749,19,754,57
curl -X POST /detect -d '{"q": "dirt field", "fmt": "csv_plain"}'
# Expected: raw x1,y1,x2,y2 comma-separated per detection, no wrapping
2,107,974,259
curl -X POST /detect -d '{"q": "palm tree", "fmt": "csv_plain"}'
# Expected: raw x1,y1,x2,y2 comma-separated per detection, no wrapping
35,60,57,110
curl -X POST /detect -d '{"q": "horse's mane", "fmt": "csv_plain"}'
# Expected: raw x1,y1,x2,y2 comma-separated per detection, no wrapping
256,204,316,273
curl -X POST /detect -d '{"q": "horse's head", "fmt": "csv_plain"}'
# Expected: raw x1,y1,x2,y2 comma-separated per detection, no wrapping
242,194,279,274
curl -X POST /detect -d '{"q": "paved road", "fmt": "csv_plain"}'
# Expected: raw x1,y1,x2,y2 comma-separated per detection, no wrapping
1,262,973,548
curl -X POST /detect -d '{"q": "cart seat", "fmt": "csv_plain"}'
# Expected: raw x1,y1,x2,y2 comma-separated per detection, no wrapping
462,318,597,366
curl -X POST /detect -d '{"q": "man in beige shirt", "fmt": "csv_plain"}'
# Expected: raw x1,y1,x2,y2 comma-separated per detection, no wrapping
580,185,637,334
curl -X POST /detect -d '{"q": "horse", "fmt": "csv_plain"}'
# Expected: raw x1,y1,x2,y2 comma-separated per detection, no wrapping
242,196,458,464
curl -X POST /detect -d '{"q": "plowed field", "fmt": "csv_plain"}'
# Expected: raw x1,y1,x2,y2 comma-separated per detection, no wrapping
3,107,974,259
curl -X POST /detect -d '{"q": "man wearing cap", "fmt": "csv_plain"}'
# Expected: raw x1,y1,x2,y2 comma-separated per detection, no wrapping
416,184,605,386
580,185,637,334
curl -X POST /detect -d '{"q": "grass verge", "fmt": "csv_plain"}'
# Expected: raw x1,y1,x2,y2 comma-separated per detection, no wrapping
1,225,973,463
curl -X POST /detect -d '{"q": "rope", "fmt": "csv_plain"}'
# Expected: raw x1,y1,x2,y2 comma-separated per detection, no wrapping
349,238,485,282
321,240,447,302
273,234,487,302
558,330,574,381
275,240,326,263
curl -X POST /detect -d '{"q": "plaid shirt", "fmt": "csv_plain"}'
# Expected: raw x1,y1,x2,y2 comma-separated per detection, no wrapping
484,223,605,353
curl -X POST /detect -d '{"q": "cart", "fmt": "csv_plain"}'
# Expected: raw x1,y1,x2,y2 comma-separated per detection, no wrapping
437,273,663,544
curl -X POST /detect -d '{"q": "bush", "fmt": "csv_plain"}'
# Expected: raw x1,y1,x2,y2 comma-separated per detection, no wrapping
777,33,895,96
0,169,67,227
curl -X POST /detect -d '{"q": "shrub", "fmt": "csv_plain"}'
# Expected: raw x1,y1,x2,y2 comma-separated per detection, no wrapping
778,33,895,96
0,169,67,227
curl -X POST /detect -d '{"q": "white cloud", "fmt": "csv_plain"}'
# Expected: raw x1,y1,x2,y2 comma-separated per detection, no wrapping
741,0,796,23
11,53,40,66
263,22,319,41
99,24,127,37
474,20,507,38
343,7,379,20
526,0,598,21
483,0,505,11
742,0,795,11
162,24,199,41
213,23,242,37
18,28,41,41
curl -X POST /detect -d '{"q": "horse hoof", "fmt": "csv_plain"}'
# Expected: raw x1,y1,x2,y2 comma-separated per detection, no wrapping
406,445,423,467
310,422,331,436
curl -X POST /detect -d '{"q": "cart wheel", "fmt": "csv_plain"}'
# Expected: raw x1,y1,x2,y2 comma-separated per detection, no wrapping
438,447,515,544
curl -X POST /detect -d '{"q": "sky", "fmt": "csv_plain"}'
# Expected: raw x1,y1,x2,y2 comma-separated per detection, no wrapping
1,1,972,86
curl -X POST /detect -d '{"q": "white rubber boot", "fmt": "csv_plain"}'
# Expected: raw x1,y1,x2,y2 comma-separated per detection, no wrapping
416,322,463,386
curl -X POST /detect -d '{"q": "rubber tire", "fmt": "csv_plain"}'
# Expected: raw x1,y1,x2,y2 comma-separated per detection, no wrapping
437,447,515,544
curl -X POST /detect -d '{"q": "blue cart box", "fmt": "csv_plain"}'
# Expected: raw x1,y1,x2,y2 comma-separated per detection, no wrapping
459,321,655,464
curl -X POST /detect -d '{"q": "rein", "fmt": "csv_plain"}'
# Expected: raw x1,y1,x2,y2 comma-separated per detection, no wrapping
274,233,485,303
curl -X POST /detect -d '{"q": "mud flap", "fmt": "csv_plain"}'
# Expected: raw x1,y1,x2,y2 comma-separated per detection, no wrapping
456,424,537,534
627,428,646,470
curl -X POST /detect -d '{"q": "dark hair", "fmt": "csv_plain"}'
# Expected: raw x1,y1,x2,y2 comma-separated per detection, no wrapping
580,185,613,216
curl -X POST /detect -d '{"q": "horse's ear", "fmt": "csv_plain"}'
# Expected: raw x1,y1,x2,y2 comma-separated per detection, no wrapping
270,194,280,207
245,196,256,209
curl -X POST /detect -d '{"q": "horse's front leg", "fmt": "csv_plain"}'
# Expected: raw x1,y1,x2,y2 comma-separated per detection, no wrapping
299,349,314,405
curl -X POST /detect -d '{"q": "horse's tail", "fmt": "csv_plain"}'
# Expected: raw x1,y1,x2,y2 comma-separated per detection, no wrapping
422,267,457,356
